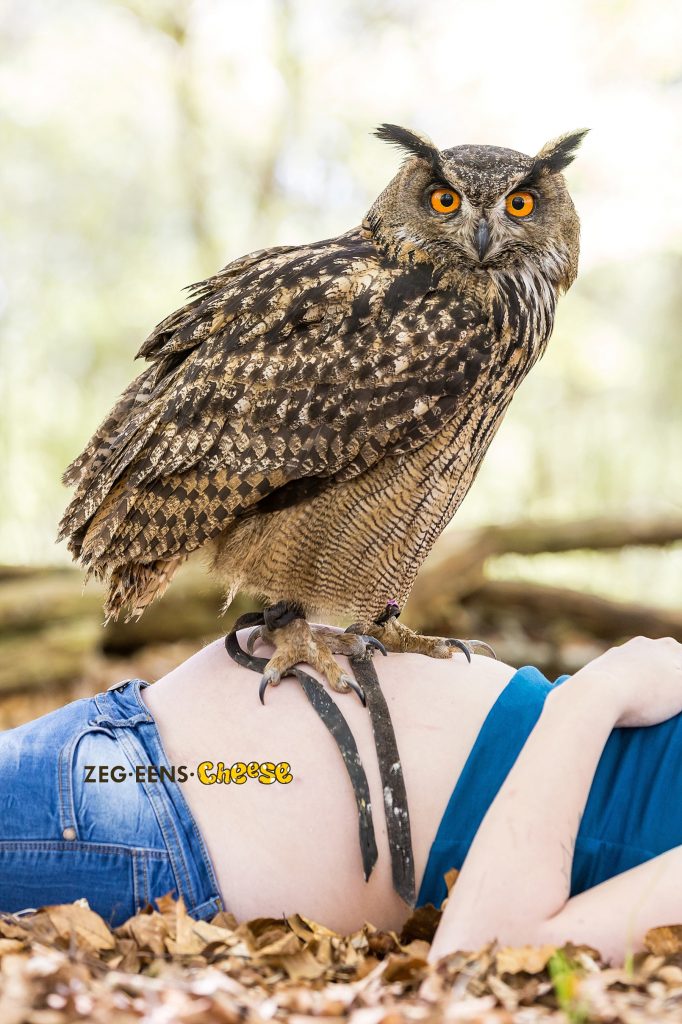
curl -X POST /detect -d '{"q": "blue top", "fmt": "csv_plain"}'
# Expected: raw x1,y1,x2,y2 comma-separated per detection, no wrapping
417,664,682,909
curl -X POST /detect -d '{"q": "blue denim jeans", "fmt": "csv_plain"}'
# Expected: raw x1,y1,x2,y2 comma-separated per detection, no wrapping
0,679,224,927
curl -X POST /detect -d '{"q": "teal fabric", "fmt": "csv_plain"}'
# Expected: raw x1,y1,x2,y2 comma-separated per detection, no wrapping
416,665,682,909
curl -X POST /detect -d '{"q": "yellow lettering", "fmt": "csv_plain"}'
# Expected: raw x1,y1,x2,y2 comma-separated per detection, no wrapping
197,761,217,785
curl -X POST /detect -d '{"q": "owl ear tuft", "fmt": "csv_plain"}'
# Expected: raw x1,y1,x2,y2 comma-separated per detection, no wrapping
534,129,589,173
374,124,443,172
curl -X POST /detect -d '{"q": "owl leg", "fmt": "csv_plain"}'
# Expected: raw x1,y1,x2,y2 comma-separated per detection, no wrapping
353,600,497,660
251,601,387,705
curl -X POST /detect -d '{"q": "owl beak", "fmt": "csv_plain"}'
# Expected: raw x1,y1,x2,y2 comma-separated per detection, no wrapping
475,218,491,261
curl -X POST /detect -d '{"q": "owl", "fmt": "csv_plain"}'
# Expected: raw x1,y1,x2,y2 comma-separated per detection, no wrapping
58,123,586,700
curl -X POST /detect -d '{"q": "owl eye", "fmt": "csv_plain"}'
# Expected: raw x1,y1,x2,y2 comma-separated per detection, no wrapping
505,191,535,218
430,188,461,214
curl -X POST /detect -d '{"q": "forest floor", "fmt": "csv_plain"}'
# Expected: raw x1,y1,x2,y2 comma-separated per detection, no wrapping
1,890,682,1024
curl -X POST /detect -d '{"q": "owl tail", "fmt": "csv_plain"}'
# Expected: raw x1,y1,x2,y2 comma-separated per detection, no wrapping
103,556,185,623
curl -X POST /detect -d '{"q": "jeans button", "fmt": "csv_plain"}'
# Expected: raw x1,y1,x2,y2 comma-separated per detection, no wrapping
62,827,77,841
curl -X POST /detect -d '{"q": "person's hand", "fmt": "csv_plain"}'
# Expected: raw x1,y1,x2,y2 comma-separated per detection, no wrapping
574,636,682,728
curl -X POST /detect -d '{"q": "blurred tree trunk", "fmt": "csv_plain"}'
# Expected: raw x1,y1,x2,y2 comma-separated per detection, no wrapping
119,0,223,274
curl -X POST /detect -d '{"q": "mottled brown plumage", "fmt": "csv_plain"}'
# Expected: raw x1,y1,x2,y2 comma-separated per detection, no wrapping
59,124,586,669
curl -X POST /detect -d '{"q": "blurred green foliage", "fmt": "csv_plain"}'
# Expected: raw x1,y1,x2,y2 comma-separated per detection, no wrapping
0,0,680,606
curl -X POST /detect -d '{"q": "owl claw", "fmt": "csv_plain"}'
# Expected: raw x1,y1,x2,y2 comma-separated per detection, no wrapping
362,635,388,656
259,667,364,706
246,626,263,654
259,668,281,704
446,638,498,660
340,673,366,706
466,639,498,659
446,638,472,663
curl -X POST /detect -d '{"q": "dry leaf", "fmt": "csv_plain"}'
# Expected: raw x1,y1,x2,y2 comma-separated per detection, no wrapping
495,944,557,975
276,948,327,981
367,931,400,958
44,904,115,952
0,886,681,1023
211,910,239,931
250,931,301,959
444,868,459,892
116,909,168,956
0,939,26,954
645,925,682,956
168,917,209,957
288,913,337,939
400,940,431,961
382,952,429,983
239,916,292,953
399,904,441,945
107,937,141,974
657,965,682,987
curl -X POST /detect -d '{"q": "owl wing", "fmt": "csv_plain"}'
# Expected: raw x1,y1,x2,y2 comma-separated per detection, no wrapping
59,228,494,569
61,241,301,491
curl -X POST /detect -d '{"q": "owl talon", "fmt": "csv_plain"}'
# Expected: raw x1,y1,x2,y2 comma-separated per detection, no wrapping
246,626,264,654
253,604,369,704
364,614,496,662
465,639,498,659
339,673,366,705
362,635,388,656
342,626,388,658
446,638,472,663
259,667,283,704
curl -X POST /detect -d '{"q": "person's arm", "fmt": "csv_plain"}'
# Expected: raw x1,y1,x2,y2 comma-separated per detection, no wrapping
428,637,682,965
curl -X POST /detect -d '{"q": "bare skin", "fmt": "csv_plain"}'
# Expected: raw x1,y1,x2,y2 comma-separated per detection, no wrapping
141,626,514,933
142,630,682,962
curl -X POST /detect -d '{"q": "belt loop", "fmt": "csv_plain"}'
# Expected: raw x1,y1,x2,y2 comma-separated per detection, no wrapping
106,678,131,693
93,679,153,727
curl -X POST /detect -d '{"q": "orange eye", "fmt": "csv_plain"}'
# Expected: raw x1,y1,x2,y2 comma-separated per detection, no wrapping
505,191,535,217
430,188,461,214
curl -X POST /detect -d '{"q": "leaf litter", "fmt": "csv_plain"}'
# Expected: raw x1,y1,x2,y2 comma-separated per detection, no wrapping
0,891,681,1023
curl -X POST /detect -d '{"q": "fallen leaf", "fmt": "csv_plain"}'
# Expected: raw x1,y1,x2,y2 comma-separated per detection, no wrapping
496,944,557,975
444,868,459,892
107,937,141,974
367,930,400,958
399,904,441,945
251,931,301,959
211,910,239,931
116,910,168,956
382,952,429,984
170,900,213,956
400,940,431,961
656,964,682,987
0,939,25,954
44,904,115,952
277,948,327,981
238,916,292,954
645,925,682,957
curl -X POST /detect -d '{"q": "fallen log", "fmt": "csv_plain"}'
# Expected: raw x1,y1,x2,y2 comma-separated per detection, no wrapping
0,619,102,692
0,514,679,692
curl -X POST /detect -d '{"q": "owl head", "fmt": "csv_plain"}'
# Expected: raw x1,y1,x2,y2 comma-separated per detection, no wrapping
365,123,588,293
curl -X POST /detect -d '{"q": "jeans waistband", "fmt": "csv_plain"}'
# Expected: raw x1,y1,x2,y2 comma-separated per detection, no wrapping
90,679,224,920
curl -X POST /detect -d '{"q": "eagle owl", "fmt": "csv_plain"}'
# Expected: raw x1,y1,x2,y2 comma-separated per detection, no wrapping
59,124,586,698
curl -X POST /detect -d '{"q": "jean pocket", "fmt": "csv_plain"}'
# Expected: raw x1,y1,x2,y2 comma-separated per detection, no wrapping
62,723,165,851
0,840,174,927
